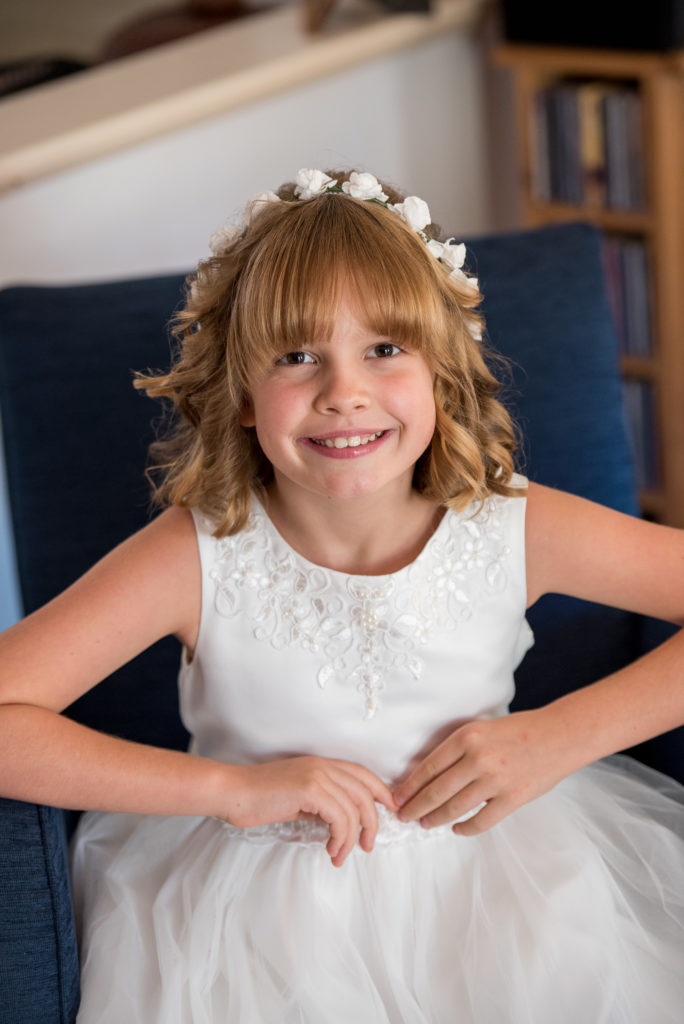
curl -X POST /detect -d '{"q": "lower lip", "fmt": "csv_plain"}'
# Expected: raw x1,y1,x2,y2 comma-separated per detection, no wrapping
300,432,391,459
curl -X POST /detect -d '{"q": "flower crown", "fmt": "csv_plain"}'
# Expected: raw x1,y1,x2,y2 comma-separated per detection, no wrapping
208,168,478,293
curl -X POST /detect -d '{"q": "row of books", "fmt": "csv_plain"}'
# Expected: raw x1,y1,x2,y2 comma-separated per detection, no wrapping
602,236,653,357
531,79,647,210
623,379,661,492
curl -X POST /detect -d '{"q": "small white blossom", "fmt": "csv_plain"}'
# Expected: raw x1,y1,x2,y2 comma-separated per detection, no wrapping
341,172,388,202
392,196,431,232
206,169,474,300
294,168,337,199
245,190,281,219
208,224,243,256
449,267,479,293
428,238,466,271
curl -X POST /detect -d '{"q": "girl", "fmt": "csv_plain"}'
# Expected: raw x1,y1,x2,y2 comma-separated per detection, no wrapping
1,168,683,1023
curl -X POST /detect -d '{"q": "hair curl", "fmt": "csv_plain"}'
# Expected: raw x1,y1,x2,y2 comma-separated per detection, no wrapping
135,170,523,536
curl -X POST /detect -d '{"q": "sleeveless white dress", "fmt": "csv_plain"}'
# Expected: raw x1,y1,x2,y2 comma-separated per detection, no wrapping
71,483,684,1023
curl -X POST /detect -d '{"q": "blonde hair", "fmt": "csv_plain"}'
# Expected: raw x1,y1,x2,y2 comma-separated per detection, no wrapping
135,170,522,536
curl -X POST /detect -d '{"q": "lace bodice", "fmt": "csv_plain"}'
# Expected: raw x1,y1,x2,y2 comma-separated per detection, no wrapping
179,481,532,783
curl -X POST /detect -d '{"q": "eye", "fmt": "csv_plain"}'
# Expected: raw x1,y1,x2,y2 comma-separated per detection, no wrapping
368,342,402,359
276,351,315,365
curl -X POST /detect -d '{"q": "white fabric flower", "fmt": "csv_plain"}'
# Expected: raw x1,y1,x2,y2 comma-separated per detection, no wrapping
294,169,337,199
428,238,466,271
206,170,475,306
245,190,281,219
449,267,479,293
341,172,388,202
208,224,243,255
392,196,431,232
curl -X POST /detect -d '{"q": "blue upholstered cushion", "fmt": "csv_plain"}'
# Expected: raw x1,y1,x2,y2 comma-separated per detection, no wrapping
0,275,189,751
0,276,189,1023
0,801,79,1024
467,223,681,778
468,223,641,694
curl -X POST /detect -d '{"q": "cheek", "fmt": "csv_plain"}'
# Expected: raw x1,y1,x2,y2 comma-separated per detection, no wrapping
406,370,438,443
248,388,300,452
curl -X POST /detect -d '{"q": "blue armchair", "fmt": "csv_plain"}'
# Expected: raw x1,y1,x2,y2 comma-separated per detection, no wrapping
0,223,680,1024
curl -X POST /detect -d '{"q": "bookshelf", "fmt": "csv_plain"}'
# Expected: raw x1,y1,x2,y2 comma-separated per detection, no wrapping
494,44,684,526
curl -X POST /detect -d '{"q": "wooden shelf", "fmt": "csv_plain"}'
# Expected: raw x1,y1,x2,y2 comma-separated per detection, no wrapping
524,201,655,235
639,488,667,521
621,355,659,380
494,44,684,527
0,0,484,194
495,43,683,80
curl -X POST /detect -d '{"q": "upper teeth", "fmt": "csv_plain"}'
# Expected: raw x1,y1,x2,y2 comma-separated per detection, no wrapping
314,431,384,449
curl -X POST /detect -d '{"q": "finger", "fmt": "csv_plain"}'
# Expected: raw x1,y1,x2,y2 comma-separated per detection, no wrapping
418,781,490,829
451,796,508,837
394,738,465,808
318,779,361,867
328,767,380,852
397,761,476,822
331,760,398,812
295,771,356,865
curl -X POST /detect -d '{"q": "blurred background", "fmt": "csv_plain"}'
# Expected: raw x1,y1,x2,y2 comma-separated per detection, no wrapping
1,0,682,627
0,0,513,288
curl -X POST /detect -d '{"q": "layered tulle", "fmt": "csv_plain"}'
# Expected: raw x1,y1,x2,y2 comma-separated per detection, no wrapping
71,756,684,1024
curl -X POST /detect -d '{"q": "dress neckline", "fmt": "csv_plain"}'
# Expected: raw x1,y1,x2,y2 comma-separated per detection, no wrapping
249,492,454,582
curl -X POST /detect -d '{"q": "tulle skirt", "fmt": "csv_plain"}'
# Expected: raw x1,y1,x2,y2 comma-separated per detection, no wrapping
71,756,684,1024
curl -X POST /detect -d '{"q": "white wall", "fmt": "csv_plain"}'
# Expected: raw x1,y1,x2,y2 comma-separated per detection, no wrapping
0,28,492,628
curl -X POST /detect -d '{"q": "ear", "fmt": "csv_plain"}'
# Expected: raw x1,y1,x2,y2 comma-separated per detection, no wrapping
239,397,256,428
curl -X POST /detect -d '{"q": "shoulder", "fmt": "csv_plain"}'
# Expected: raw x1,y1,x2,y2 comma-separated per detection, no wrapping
135,507,201,647
0,507,201,713
73,506,201,648
525,482,684,621
110,506,198,585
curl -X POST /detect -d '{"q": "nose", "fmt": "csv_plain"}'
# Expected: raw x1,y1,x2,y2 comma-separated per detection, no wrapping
314,361,370,415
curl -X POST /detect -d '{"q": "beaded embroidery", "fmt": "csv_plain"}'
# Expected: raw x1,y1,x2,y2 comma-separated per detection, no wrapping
213,803,454,848
208,499,512,720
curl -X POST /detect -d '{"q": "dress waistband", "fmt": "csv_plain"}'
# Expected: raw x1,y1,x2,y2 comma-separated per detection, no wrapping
212,804,463,848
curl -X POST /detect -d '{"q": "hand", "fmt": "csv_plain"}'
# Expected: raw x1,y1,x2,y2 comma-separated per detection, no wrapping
394,709,578,836
223,756,398,867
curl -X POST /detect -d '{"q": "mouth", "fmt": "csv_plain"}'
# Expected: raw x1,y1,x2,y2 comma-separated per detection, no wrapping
309,430,386,450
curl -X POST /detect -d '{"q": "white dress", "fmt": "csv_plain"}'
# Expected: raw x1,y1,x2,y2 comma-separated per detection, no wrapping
71,483,684,1023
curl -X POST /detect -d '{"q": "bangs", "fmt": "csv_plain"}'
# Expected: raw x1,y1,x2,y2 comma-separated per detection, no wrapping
228,195,452,382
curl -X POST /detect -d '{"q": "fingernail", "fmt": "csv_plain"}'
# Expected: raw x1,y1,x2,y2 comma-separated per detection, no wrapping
397,811,408,822
419,817,431,829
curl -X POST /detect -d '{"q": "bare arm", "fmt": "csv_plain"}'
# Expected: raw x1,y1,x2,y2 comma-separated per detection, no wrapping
523,482,684,760
0,506,211,814
396,484,684,833
0,508,395,864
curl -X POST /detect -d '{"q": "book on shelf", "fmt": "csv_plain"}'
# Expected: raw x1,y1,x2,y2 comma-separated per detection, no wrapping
531,79,646,211
602,236,653,357
578,81,610,206
622,379,661,492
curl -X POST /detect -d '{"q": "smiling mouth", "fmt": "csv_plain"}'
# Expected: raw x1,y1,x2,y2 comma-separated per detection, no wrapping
309,431,386,450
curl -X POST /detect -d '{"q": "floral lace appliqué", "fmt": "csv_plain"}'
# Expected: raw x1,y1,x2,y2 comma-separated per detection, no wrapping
208,500,511,720
212,803,453,848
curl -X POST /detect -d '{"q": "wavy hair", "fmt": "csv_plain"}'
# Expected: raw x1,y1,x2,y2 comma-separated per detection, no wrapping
135,171,522,536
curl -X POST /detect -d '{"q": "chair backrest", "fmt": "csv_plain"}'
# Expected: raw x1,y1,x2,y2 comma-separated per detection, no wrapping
468,223,680,782
469,221,643,703
0,274,189,752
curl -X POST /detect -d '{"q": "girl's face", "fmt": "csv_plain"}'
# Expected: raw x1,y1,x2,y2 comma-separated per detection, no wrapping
240,294,436,510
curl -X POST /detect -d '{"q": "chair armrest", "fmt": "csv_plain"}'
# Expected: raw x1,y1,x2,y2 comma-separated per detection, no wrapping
0,799,79,1024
